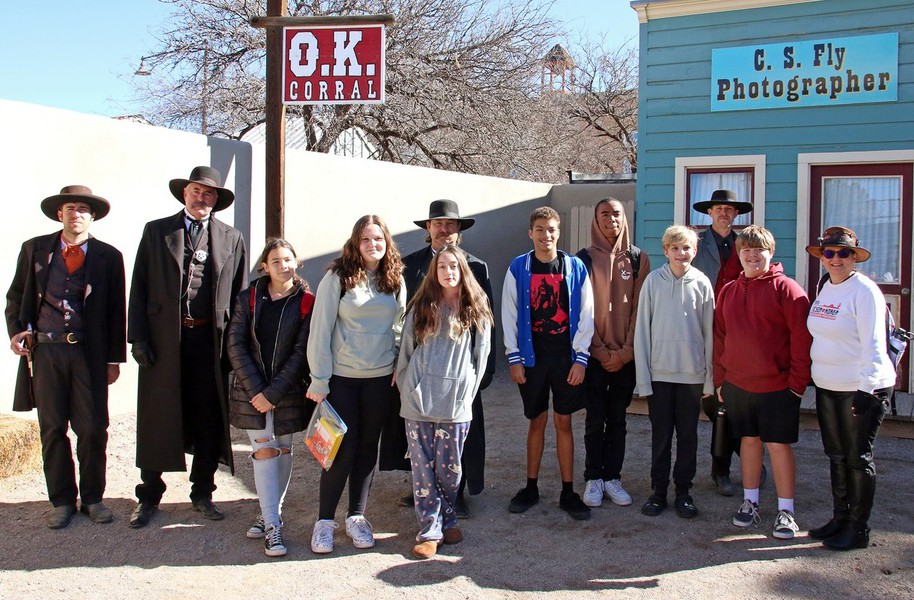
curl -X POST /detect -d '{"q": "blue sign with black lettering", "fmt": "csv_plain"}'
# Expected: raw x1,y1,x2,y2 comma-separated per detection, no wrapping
711,33,898,111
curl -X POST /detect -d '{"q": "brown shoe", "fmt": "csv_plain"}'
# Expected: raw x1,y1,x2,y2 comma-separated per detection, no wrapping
45,505,76,529
442,526,464,545
80,502,114,523
412,540,441,559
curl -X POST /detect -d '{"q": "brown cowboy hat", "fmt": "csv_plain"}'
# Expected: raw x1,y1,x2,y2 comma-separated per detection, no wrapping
41,185,111,221
413,199,475,230
692,189,754,215
806,225,871,262
169,166,235,211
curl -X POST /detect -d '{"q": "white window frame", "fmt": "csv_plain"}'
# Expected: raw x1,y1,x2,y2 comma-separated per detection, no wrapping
674,154,766,226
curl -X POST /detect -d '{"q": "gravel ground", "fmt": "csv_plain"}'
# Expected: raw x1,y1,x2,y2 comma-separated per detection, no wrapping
2,370,914,599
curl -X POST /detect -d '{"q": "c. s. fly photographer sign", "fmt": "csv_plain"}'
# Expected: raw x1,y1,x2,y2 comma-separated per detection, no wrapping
283,23,385,105
711,33,897,111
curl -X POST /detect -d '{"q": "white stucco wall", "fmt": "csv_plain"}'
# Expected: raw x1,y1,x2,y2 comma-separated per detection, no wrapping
0,99,554,416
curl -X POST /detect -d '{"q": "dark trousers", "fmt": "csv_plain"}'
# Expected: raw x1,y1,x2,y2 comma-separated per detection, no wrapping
647,382,702,496
318,374,391,520
583,359,635,482
32,343,107,507
458,392,486,496
815,386,889,525
135,326,222,504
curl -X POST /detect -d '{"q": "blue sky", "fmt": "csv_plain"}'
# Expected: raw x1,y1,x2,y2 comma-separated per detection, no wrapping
0,0,638,118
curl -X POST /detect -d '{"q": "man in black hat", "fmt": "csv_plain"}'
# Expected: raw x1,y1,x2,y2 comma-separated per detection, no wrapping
378,199,495,518
691,189,759,497
128,166,247,528
6,186,126,529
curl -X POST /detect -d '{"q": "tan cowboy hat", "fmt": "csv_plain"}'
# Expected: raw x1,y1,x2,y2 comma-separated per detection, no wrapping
169,166,235,211
692,189,754,215
806,226,871,262
41,185,111,221
413,199,475,230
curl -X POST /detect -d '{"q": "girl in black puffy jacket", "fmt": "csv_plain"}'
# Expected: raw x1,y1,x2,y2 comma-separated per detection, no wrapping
227,239,314,557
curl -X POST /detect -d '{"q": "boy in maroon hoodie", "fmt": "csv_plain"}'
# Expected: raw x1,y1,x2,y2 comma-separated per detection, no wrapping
713,225,811,540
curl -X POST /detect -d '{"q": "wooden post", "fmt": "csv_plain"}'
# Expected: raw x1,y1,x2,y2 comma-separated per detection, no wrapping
265,0,287,239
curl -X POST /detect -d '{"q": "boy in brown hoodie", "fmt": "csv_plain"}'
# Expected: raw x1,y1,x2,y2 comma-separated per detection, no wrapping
576,198,650,508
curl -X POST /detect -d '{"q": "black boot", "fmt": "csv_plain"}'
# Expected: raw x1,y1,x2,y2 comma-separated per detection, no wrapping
823,520,870,550
809,516,847,540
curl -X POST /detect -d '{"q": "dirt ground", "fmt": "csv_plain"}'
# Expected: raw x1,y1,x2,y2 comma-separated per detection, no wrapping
2,369,913,600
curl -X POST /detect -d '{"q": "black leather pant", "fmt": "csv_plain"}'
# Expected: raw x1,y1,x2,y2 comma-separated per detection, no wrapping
815,386,890,525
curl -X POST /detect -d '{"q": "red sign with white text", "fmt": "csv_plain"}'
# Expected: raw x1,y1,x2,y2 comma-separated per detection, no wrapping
283,24,386,105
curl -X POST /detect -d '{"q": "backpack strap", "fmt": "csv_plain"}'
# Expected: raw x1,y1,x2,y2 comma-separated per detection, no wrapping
249,286,256,317
630,246,642,280
300,291,315,319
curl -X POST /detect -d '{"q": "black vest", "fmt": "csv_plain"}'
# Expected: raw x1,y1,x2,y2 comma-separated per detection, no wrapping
38,245,86,335
182,225,214,318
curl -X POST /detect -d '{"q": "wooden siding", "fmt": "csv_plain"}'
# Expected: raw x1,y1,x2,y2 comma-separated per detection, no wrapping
636,0,914,275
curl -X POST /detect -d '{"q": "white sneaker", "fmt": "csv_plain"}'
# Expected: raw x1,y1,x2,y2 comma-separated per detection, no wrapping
345,515,376,549
603,479,632,506
311,519,338,554
582,479,604,507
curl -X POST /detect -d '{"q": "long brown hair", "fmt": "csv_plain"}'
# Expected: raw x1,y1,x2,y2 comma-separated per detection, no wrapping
407,245,492,344
330,215,403,295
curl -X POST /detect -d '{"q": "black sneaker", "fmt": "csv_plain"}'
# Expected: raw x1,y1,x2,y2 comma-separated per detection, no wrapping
641,494,667,517
675,495,698,519
508,487,539,513
559,491,591,520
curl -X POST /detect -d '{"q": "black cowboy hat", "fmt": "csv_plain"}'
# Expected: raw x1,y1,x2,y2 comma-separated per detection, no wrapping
692,189,754,215
169,166,235,211
413,199,475,230
41,185,111,221
806,225,871,262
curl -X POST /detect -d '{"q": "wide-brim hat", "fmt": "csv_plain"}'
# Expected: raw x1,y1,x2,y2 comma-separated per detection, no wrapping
169,166,235,211
41,185,111,221
692,189,754,215
806,225,871,262
413,199,475,230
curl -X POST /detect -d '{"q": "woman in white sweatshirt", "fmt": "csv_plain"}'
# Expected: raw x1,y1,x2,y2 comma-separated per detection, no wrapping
806,226,895,551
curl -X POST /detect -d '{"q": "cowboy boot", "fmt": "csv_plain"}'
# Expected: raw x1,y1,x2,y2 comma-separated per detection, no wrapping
809,462,849,540
824,469,874,550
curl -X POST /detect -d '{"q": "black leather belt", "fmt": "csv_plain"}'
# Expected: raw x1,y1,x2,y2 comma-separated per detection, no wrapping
182,317,213,328
34,331,81,344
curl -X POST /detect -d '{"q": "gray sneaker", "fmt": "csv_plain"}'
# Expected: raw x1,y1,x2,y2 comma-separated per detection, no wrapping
772,509,799,539
733,499,760,527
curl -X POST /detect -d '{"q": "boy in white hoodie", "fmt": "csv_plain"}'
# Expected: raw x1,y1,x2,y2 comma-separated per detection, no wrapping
633,225,715,518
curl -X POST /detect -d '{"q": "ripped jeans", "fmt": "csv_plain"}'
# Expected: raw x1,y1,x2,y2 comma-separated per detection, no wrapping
248,411,294,528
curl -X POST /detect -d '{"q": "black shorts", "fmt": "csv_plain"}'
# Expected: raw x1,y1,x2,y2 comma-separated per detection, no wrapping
721,381,801,444
518,356,585,419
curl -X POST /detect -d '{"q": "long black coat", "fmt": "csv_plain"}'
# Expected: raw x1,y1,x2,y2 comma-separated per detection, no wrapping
227,276,314,436
6,232,126,412
128,211,246,473
378,244,496,493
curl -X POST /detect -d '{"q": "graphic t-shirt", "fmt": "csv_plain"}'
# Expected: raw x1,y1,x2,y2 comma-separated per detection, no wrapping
530,256,571,357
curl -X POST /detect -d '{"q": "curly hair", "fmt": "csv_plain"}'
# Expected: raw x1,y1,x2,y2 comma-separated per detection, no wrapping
407,244,492,345
330,215,403,295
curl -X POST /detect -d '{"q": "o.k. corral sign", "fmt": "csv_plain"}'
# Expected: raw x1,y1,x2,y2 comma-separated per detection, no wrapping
712,33,898,111
283,23,385,105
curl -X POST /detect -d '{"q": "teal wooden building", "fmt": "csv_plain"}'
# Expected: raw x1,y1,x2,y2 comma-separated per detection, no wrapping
630,0,914,390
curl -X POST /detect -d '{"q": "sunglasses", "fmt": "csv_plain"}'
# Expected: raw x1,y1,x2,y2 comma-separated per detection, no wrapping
822,249,854,259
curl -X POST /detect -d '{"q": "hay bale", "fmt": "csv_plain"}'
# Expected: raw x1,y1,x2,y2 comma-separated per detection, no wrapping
0,414,42,478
